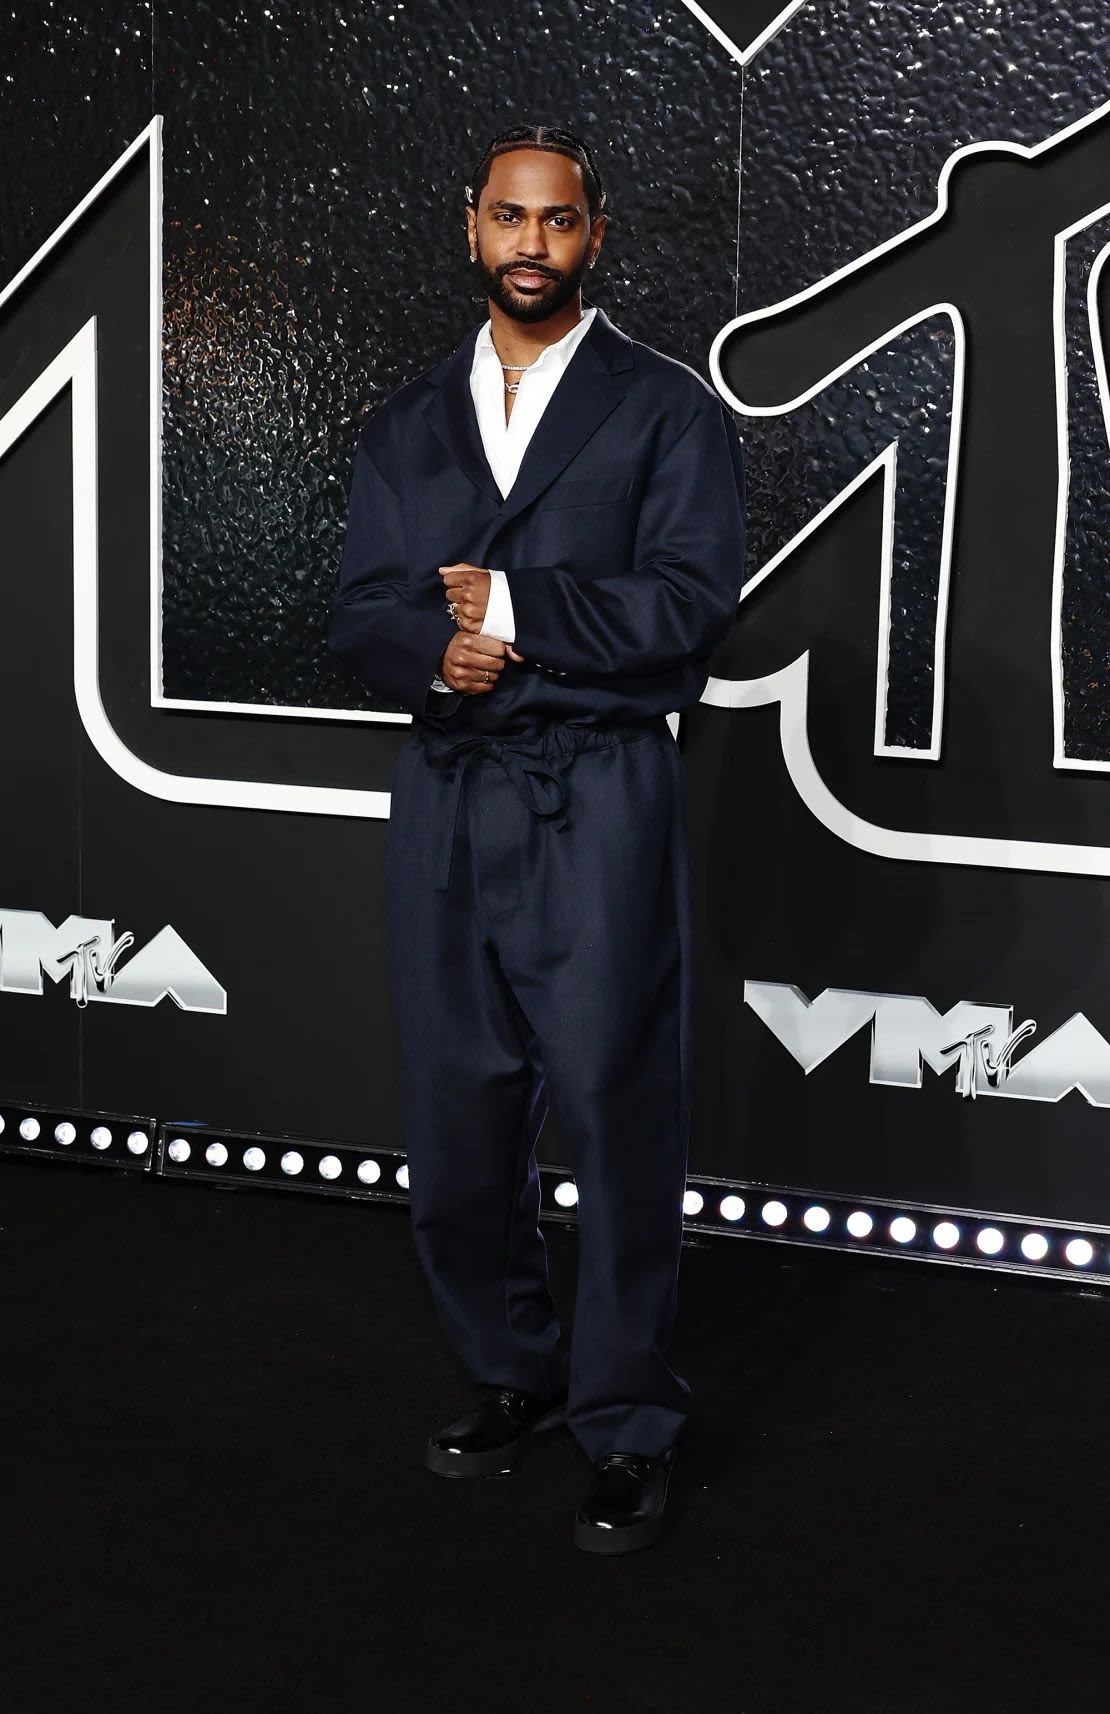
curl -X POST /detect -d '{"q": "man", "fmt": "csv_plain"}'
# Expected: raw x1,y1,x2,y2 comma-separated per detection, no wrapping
328,122,746,1554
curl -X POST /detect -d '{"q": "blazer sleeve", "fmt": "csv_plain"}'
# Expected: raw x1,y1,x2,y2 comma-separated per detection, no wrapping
503,399,746,679
327,427,462,716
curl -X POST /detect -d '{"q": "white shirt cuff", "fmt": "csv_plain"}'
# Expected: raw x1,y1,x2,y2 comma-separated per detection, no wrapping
479,567,516,644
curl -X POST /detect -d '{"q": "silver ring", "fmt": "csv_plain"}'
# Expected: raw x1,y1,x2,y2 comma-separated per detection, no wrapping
483,669,489,682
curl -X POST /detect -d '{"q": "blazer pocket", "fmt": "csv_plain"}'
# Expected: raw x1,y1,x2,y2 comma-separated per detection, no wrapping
543,474,635,509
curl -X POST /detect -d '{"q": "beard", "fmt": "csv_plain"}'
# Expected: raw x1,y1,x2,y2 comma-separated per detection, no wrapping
472,244,590,323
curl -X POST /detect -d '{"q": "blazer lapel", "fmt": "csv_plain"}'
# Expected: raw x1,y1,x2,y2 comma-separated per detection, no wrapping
422,324,504,505
422,304,632,524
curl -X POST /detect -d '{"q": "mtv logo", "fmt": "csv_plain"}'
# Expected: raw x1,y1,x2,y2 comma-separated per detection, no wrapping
707,100,1110,880
0,910,226,1013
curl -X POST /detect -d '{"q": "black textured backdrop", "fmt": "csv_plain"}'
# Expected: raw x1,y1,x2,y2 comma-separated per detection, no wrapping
733,0,1110,758
0,4,151,281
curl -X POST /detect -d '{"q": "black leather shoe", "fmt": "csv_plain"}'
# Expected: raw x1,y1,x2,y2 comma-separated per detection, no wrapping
573,1448,676,1554
425,1386,567,1477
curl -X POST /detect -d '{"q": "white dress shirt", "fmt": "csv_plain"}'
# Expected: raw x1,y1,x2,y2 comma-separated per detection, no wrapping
430,303,599,695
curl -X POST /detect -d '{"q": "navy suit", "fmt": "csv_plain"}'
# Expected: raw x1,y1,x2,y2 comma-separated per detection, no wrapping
328,304,746,1459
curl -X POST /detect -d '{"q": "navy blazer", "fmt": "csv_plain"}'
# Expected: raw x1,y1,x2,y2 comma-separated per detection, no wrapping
327,303,746,735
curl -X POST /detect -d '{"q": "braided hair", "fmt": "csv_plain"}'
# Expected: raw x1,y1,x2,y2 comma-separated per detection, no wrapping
466,123,606,222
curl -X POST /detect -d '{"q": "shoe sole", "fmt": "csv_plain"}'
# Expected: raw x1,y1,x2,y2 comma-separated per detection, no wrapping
573,1511,666,1555
425,1404,567,1478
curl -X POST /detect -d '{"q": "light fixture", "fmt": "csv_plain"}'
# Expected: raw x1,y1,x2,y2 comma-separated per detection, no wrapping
156,1123,410,1204
133,1131,1110,1282
0,1103,152,1169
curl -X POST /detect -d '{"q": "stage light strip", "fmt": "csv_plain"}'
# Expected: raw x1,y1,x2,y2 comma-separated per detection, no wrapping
0,1099,155,1170
3,1111,1107,1286
155,1122,411,1204
537,1169,1110,1285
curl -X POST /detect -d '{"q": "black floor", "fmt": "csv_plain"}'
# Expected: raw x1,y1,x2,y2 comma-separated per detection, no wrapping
3,1154,1108,1713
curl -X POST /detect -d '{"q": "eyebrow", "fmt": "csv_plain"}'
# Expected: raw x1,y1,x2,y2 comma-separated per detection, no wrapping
486,199,583,216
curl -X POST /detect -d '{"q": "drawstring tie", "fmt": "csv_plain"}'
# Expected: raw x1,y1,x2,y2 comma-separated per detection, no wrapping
418,733,570,891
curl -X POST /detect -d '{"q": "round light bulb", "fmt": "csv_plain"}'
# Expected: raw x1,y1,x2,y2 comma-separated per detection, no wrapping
243,1147,265,1172
761,1200,788,1227
803,1205,831,1233
889,1216,916,1245
54,1122,76,1146
719,1195,745,1222
554,1180,578,1208
357,1159,381,1185
932,1221,960,1250
1021,1232,1049,1262
977,1227,1005,1256
1065,1237,1094,1267
683,1190,704,1217
281,1151,304,1176
20,1117,41,1141
167,1138,191,1163
126,1132,149,1156
205,1142,228,1167
846,1211,873,1238
318,1155,342,1181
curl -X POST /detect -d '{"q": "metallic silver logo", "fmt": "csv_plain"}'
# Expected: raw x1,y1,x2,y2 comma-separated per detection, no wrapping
745,981,1110,1107
0,910,226,1013
940,1019,1037,1100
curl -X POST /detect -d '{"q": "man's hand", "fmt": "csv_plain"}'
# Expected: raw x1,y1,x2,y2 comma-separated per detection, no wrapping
439,631,522,695
438,563,526,663
439,562,492,632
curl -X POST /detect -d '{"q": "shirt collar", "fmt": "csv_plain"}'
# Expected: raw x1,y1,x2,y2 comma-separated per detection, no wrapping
472,303,598,378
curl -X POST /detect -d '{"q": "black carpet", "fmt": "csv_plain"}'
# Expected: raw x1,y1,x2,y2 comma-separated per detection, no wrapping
2,1155,1107,1713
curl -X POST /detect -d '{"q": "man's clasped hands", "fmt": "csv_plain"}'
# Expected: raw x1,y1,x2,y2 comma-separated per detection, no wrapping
437,563,526,696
